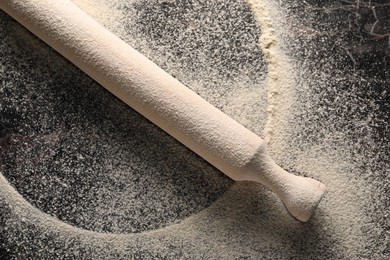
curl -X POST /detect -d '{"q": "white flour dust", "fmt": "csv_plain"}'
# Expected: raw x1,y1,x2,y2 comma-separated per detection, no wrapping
0,0,387,259
65,0,387,257
249,0,384,258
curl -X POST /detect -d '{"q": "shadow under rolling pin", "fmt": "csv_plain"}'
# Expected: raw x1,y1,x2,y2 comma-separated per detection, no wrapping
0,0,326,222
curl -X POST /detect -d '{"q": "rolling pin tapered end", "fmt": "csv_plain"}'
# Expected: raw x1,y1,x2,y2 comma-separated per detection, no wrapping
238,143,327,222
280,176,327,222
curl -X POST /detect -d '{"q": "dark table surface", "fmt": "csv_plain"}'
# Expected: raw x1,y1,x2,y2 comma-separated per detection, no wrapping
1,0,389,259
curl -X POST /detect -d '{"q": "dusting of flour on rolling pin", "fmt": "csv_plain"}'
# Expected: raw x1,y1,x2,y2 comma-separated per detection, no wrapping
0,0,326,221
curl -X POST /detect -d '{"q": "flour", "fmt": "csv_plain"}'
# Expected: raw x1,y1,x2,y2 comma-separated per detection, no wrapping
0,0,387,259
249,0,386,258
247,0,295,150
71,0,128,39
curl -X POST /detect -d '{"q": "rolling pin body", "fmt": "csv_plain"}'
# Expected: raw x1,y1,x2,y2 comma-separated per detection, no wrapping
0,0,326,222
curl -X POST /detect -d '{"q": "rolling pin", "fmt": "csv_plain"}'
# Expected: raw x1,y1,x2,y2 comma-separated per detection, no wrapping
0,0,326,222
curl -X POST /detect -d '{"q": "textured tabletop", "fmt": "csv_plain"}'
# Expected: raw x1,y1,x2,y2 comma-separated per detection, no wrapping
1,0,389,259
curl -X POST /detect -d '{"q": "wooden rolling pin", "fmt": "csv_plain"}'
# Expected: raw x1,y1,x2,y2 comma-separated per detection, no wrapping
0,0,326,222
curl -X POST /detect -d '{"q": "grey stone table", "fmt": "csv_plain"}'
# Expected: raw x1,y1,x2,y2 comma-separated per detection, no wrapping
1,0,388,259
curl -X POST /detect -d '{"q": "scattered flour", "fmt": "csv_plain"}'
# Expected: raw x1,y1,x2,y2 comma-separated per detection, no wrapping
247,0,295,149
248,0,386,258
0,0,387,259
